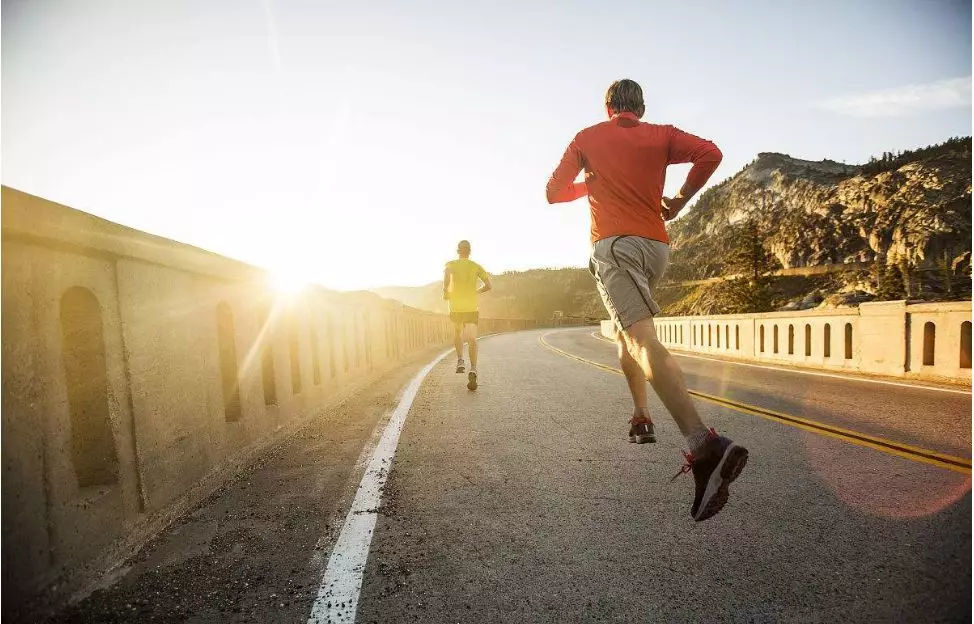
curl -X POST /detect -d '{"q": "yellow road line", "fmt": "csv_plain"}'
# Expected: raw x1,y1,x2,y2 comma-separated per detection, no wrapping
539,332,972,475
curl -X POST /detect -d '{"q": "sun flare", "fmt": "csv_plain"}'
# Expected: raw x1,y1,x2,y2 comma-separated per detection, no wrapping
268,267,313,294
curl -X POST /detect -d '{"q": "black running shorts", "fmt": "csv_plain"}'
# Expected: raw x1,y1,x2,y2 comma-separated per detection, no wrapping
450,311,479,325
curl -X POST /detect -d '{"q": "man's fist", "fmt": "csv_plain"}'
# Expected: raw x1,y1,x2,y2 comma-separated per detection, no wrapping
662,195,688,221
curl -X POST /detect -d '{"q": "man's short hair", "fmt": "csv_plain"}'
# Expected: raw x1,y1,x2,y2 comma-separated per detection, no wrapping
605,79,645,118
457,240,471,255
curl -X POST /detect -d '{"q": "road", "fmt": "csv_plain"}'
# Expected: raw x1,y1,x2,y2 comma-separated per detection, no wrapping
54,327,971,623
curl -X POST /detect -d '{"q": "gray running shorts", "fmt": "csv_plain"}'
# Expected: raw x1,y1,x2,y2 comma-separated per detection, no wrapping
589,235,670,331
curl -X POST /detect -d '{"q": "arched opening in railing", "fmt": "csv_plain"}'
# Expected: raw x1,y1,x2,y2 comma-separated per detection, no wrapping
353,314,362,368
759,325,765,352
708,325,712,347
773,325,779,354
288,315,302,394
823,323,831,358
724,325,729,349
680,326,683,343
363,312,373,369
260,305,278,405
922,322,936,366
788,324,795,355
216,302,242,421
844,323,853,360
961,321,972,369
804,324,812,357
310,321,322,386
716,325,721,348
60,287,118,487
343,316,351,372
329,315,338,378
735,325,740,350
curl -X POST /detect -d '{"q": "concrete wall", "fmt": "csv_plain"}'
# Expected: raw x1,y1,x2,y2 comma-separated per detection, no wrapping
1,186,534,605
601,301,972,384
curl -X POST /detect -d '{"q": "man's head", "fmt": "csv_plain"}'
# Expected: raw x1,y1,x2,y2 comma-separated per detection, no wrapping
605,79,645,119
457,240,471,258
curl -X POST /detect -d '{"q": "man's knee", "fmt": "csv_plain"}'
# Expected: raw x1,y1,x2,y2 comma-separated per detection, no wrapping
622,320,662,358
615,332,630,360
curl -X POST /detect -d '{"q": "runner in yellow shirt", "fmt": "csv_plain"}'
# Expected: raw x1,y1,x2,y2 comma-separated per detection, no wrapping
443,240,491,390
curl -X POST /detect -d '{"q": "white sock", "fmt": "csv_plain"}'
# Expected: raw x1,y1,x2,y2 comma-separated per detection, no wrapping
685,428,710,454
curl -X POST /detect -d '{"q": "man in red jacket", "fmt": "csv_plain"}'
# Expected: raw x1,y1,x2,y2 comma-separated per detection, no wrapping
546,78,748,522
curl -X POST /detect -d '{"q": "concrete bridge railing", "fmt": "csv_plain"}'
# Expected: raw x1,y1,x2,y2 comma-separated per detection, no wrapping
1,186,535,605
601,301,972,384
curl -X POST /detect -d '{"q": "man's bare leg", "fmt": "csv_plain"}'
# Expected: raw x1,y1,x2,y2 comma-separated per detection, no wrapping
620,318,706,442
623,316,748,521
617,329,656,443
454,323,465,372
465,323,479,371
465,323,479,390
616,330,648,413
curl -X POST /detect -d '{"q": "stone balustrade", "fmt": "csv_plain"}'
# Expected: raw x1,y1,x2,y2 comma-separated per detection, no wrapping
1,186,534,604
601,301,972,384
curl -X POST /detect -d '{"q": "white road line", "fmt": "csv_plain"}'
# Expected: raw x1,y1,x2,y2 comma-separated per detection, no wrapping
587,330,972,396
307,349,450,624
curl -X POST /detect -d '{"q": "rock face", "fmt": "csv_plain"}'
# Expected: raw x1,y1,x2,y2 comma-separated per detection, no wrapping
667,138,972,281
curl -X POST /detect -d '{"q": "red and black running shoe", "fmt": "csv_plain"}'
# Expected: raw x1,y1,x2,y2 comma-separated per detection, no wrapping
456,359,465,374
672,429,748,522
467,371,478,391
628,415,657,444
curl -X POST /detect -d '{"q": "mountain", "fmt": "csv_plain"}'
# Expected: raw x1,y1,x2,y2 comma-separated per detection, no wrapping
374,268,605,323
376,138,972,319
667,137,972,282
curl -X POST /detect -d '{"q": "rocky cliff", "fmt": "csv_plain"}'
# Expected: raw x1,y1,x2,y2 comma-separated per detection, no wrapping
667,137,972,282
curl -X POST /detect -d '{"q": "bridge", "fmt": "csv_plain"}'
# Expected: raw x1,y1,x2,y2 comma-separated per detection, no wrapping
3,187,971,622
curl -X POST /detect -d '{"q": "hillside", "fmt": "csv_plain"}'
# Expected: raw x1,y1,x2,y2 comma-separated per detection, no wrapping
375,138,972,320
667,137,972,281
374,268,605,323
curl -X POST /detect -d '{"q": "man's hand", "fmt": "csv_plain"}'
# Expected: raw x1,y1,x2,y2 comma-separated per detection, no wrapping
661,195,688,221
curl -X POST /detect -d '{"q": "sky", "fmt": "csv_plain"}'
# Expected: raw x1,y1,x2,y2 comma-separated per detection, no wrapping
3,0,971,291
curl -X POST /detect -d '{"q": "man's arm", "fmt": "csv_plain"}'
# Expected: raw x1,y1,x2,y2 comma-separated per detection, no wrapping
662,127,723,220
443,266,451,300
546,136,589,203
477,268,492,294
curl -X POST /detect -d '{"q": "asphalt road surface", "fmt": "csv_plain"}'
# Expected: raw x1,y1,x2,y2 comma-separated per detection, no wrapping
53,328,971,623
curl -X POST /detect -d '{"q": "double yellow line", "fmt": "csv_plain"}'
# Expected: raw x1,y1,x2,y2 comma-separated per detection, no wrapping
539,332,972,475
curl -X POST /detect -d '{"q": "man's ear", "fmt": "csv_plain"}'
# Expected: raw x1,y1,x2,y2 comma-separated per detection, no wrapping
606,105,615,118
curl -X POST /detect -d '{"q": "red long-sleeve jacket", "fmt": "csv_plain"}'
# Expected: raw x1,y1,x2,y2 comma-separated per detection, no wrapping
546,112,722,244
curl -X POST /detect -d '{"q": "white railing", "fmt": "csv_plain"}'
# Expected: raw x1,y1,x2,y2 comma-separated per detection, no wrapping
601,300,972,384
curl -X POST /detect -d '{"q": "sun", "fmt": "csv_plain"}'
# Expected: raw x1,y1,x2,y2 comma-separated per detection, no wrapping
269,269,309,294
266,258,321,294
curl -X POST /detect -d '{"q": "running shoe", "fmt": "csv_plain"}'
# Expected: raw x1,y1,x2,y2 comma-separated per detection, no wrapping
628,415,656,444
456,359,465,373
672,429,748,522
467,371,477,391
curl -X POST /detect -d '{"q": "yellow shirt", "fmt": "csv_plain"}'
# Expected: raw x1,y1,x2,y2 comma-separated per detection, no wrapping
446,258,488,313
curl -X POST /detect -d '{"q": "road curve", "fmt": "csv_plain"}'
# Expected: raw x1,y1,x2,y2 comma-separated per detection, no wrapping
356,327,970,623
52,328,971,623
